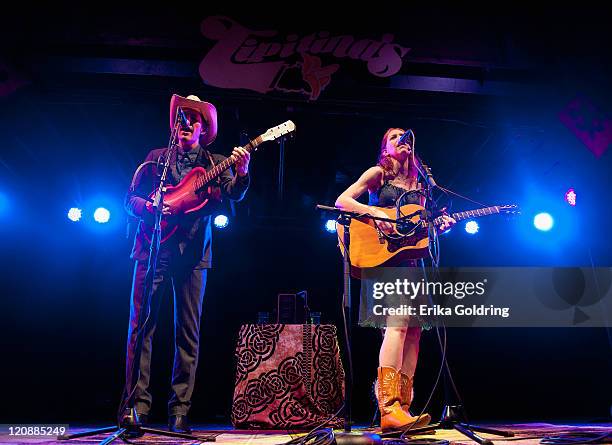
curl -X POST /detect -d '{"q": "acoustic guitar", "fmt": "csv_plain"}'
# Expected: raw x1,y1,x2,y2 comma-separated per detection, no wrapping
336,204,518,268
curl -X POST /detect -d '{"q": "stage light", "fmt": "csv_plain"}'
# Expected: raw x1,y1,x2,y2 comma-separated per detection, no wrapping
465,220,479,234
565,188,576,206
325,219,337,233
93,207,111,224
67,207,82,222
214,214,229,228
534,212,554,231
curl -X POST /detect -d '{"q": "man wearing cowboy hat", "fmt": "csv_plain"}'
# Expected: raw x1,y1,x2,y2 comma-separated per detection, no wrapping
123,94,250,433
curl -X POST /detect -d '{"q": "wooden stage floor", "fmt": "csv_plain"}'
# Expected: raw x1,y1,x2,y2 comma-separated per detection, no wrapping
0,423,610,445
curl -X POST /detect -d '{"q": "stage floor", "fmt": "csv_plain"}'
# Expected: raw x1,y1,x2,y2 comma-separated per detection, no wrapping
0,423,610,445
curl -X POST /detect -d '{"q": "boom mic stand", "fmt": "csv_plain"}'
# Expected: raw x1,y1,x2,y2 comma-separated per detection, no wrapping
317,204,399,445
59,109,215,444
381,154,513,445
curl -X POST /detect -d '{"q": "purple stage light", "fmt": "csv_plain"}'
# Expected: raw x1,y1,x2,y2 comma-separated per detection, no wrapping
565,188,576,206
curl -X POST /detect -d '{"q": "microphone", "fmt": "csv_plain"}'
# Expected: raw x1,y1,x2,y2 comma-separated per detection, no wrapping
398,129,437,187
176,107,191,130
397,129,413,147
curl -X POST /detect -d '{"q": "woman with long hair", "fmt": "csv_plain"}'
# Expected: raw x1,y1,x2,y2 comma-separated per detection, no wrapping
335,128,455,432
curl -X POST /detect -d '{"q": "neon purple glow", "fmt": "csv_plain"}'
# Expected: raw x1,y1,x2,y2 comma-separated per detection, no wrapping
565,188,576,206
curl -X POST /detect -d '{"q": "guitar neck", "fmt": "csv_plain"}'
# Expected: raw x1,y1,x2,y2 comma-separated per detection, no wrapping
434,206,500,225
194,136,263,190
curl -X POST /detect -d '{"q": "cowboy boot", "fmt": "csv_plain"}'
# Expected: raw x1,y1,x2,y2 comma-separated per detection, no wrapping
376,367,425,432
400,371,431,428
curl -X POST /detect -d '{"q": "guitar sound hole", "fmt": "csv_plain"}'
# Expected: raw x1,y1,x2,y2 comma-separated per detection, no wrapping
396,221,416,235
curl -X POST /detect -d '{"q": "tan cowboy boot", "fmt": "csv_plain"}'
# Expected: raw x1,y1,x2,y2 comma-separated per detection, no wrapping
400,371,431,428
376,367,426,432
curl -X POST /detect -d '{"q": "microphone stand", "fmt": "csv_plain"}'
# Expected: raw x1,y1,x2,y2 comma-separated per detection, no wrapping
58,109,215,444
378,155,513,445
317,205,397,445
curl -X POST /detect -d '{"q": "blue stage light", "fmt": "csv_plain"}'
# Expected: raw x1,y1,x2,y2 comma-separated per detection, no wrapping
67,207,82,222
534,212,554,231
214,214,229,228
465,220,479,234
325,219,337,233
93,207,111,224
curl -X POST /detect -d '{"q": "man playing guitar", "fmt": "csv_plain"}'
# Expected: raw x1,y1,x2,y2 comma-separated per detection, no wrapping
122,94,250,433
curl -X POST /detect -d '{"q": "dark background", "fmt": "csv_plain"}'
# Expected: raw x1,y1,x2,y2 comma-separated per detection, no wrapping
0,6,610,424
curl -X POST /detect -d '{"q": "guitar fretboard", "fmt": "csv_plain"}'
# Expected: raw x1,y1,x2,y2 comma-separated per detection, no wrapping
433,206,500,225
194,136,263,190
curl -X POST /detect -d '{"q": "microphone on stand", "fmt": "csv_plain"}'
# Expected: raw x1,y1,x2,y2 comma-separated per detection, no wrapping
176,107,191,130
397,129,413,147
398,129,436,187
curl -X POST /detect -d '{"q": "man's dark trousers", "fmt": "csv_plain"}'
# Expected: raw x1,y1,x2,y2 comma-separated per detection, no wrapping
123,247,207,417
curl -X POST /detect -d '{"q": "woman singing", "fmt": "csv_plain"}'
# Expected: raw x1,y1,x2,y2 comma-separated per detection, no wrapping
335,128,455,432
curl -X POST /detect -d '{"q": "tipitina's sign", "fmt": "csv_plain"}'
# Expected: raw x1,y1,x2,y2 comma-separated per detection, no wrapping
199,16,410,101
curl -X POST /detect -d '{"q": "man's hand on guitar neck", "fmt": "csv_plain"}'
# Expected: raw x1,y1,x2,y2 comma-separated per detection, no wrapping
232,146,250,177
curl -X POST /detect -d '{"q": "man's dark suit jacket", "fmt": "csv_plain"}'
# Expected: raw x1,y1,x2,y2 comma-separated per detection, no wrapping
125,146,249,269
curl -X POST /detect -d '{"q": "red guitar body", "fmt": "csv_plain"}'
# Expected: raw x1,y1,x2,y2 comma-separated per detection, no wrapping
138,119,297,244
141,166,219,243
